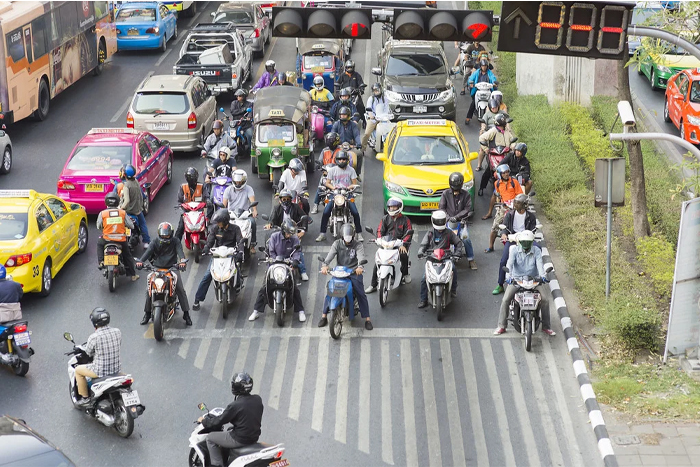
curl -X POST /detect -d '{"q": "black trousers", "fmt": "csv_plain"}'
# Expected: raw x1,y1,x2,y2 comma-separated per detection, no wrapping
480,171,494,191
97,238,136,276
466,94,477,119
143,270,190,314
253,286,304,313
370,251,409,287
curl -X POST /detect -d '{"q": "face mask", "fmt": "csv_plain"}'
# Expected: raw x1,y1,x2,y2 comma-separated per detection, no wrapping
337,160,348,168
281,199,291,208
340,115,349,122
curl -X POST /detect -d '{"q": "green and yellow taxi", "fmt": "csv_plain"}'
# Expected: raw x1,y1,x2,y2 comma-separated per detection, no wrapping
0,190,88,296
639,38,700,89
375,119,477,215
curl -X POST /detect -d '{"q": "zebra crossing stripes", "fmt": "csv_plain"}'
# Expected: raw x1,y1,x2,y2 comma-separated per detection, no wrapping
440,339,466,467
400,339,419,467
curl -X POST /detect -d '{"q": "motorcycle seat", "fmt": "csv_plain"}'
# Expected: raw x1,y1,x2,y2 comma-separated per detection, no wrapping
88,372,126,385
0,319,25,327
230,443,270,457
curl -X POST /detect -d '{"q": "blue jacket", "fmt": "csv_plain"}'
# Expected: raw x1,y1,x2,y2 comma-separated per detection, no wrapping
331,120,361,147
267,231,301,262
330,100,359,122
468,69,498,97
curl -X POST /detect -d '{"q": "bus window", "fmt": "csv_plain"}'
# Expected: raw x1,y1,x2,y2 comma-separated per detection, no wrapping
58,2,78,43
23,27,33,64
31,16,48,58
6,28,24,63
94,1,109,20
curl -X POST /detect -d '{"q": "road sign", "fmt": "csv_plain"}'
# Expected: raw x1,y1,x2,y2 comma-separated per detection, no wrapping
497,1,634,60
392,9,493,42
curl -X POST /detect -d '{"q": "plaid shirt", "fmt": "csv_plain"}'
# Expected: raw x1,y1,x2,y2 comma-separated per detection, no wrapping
86,326,122,377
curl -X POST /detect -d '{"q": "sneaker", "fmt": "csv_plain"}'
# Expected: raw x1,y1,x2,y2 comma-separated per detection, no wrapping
365,320,373,331
469,260,478,270
192,301,200,311
317,316,328,327
402,274,411,284
76,397,91,407
418,300,428,309
131,275,140,282
492,285,504,295
493,327,506,335
143,243,150,249
183,312,193,326
248,310,262,321
365,285,377,293
315,233,326,242
97,262,104,270
298,311,307,322
356,233,364,242
310,204,318,214
140,313,151,325
301,272,309,281
543,328,556,336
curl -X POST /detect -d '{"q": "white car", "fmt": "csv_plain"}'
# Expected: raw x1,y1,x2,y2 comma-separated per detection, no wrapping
0,125,12,174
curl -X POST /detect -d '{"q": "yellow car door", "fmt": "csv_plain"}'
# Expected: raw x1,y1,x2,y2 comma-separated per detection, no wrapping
34,201,62,268
45,196,75,263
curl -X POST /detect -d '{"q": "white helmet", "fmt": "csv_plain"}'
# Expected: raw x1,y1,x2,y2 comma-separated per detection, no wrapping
313,75,324,90
431,210,447,231
387,197,403,217
517,230,535,252
265,60,276,73
232,169,248,191
218,146,231,161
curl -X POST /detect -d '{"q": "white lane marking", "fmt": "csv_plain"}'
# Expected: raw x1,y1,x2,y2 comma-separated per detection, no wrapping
252,335,270,390
268,336,289,410
193,279,221,369
178,339,190,359
503,340,542,467
110,71,152,122
419,339,441,467
232,338,250,382
358,338,371,454
459,339,489,467
400,339,419,467
155,45,173,67
440,339,466,467
381,339,394,465
288,335,310,421
481,340,517,467
302,256,319,324
212,337,230,381
180,257,201,357
311,336,329,433
334,337,351,444
185,3,205,28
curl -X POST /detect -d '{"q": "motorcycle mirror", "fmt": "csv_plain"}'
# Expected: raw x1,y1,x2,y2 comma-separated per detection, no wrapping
219,107,224,112
477,117,485,123
143,182,152,189
502,266,510,273
292,244,300,252
249,201,259,208
63,332,74,342
258,246,266,252
498,224,506,230
359,259,368,266
196,144,204,151
545,266,554,273
317,255,325,263
198,403,207,412
529,191,536,197
261,214,269,221
507,118,514,123
246,107,252,112
364,226,374,235
307,218,314,225
511,137,518,143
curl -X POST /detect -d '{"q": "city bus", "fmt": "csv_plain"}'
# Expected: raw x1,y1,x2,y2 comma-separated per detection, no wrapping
0,1,117,124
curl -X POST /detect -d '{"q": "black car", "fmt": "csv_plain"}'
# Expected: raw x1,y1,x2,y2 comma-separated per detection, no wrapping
0,416,75,467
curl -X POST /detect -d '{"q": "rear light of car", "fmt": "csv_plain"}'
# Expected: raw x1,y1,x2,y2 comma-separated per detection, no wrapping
126,111,134,128
252,28,260,38
146,27,159,34
57,180,76,190
13,323,26,333
232,71,237,79
5,253,32,267
188,112,197,129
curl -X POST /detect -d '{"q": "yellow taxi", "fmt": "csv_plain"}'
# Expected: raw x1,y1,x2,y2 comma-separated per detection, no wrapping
375,119,478,216
0,190,88,296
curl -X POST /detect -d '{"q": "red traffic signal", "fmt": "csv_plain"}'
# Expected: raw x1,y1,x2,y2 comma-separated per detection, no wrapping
393,9,493,42
272,7,371,39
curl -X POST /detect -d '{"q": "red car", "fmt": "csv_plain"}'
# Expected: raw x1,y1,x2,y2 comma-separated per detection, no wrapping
664,68,700,145
57,128,173,214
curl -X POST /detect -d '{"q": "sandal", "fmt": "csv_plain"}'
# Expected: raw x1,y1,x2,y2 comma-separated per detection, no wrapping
460,89,466,95
481,214,492,220
484,247,494,253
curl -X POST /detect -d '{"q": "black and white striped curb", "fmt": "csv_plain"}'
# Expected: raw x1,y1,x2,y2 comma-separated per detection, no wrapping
540,241,617,467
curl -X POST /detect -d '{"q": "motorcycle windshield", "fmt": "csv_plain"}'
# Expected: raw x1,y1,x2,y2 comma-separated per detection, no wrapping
327,278,350,298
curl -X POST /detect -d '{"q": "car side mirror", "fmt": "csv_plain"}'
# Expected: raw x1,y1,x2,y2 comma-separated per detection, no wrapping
63,332,74,342
210,12,215,17
160,140,170,147
371,67,381,76
70,203,81,211
143,182,153,189
375,153,387,162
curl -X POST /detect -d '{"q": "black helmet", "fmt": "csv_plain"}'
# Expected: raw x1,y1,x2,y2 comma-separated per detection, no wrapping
90,307,110,327
234,88,247,98
339,87,351,98
104,192,120,208
185,167,199,187
339,106,351,121
279,189,292,207
324,132,340,150
212,209,230,227
448,172,464,191
494,113,507,128
231,372,253,396
479,58,489,67
125,164,136,179
281,218,297,237
341,223,355,243
345,59,355,71
335,150,349,168
515,142,528,157
158,222,173,240
488,98,499,110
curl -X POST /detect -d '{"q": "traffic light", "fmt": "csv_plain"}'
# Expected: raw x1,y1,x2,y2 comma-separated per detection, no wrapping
392,9,493,42
272,7,372,39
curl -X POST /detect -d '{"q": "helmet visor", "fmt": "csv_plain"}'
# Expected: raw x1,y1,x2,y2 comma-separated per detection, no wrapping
520,240,533,252
432,217,446,228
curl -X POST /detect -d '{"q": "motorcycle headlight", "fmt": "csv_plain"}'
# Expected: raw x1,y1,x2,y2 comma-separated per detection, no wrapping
154,278,165,293
385,90,401,102
272,265,287,284
688,115,700,126
437,88,453,101
657,65,671,74
384,180,406,195
334,194,345,206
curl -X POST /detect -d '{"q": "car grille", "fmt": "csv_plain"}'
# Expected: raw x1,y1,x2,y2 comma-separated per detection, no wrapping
399,93,440,103
405,187,446,198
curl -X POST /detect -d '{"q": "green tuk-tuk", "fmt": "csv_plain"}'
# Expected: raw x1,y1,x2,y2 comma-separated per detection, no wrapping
251,86,313,188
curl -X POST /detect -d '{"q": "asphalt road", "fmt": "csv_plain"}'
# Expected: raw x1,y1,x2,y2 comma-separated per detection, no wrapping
0,3,601,466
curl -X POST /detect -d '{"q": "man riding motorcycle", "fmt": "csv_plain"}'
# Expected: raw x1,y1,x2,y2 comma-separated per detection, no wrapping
278,158,309,214
198,372,264,467
330,106,363,178
208,147,237,180
337,60,366,121
0,265,22,321
202,120,237,161
74,308,121,406
136,222,191,326
315,151,363,242
310,75,334,104
478,113,517,196
439,172,477,270
501,142,532,194
494,230,556,336
466,58,498,125
230,88,254,150
119,164,151,247
176,167,211,240
265,190,310,281
330,87,360,123
96,192,138,281
455,40,486,95
361,83,388,152
252,60,280,92
483,164,524,253
223,170,258,252
365,197,412,293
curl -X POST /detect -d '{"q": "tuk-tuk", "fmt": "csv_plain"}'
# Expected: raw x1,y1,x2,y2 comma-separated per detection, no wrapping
296,38,347,94
251,86,313,189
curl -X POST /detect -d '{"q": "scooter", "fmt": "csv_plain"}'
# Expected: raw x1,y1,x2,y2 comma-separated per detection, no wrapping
229,201,258,264
138,261,185,342
64,332,146,438
180,201,208,263
365,227,413,307
209,174,233,210
318,257,368,339
188,403,288,467
503,266,553,352
418,248,460,321
473,81,494,120
319,185,361,239
487,145,511,180
258,244,300,327
310,100,333,143
0,309,33,376
365,104,395,153
220,107,253,157
205,245,242,320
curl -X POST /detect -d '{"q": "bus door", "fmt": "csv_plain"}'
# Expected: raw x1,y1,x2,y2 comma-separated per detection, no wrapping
6,26,30,118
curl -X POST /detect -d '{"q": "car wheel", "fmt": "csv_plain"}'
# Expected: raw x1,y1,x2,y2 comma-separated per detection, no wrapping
637,63,644,75
160,34,167,53
650,69,657,90
165,157,173,184
34,79,50,121
38,259,52,297
93,40,107,76
0,145,11,175
77,221,89,254
256,40,265,59
173,23,178,40
680,120,685,140
663,98,671,123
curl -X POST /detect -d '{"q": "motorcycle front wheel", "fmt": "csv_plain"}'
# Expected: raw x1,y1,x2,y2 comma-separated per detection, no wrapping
275,298,284,327
221,286,229,320
329,307,343,339
188,448,204,467
379,276,389,308
114,400,134,438
525,313,533,352
193,243,200,264
436,295,445,322
153,306,164,342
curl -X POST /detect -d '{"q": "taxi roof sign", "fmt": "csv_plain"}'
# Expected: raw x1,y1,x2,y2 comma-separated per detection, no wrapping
268,109,285,117
87,128,138,135
311,43,326,49
406,119,448,126
0,189,36,198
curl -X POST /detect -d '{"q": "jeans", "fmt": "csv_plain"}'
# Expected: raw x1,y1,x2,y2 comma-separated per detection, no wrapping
144,270,190,314
206,431,250,467
194,258,241,303
132,212,151,243
314,187,323,205
498,283,551,329
97,238,136,276
75,365,98,398
298,252,307,274
320,200,361,235
420,266,457,302
371,251,409,287
456,223,474,261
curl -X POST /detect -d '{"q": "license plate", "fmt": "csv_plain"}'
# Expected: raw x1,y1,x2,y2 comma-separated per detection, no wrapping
420,202,439,210
152,122,169,131
122,390,140,407
312,66,325,73
104,255,119,266
13,331,30,346
85,183,103,192
127,29,139,36
413,105,428,113
269,460,289,467
267,139,285,147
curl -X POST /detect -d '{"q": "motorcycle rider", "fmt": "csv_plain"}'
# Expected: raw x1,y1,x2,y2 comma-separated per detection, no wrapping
492,193,536,295
96,192,138,281
265,190,309,281
230,88,254,152
479,98,507,136
331,106,363,178
501,142,532,194
278,158,309,214
318,223,373,330
223,169,258,253
207,147,237,180
249,219,308,322
466,58,498,125
494,230,556,336
136,222,191,326
198,372,264,467
74,308,121,406
0,265,22,321
417,210,465,309
337,60,366,122
439,172,477,270
361,83,389,152
202,120,237,162
118,164,151,247
176,167,211,241
277,71,294,86
310,75,334,105
455,40,486,95
313,133,341,214
315,151,363,242
252,60,280,92
483,164,525,252
365,197,412,293
330,87,360,124
478,113,517,196
193,210,245,311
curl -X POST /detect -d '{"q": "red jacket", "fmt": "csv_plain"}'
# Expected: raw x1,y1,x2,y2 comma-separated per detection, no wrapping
377,213,412,246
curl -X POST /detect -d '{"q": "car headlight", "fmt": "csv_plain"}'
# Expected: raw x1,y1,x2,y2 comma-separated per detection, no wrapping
384,180,406,195
657,65,671,74
438,89,453,101
385,90,401,102
272,265,287,284
688,115,700,126
463,180,474,191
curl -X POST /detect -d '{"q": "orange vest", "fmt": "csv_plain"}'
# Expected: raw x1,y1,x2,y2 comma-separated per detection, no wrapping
101,209,127,242
182,183,204,202
322,147,340,166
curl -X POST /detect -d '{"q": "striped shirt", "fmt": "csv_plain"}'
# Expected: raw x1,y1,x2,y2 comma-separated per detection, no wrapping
86,326,122,377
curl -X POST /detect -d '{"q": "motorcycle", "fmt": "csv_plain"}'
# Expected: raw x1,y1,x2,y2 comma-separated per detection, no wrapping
63,332,146,438
102,242,130,293
188,403,288,467
319,185,361,239
418,248,460,321
204,246,242,320
487,145,511,180
220,107,253,158
180,201,209,264
229,201,258,264
473,81,494,120
318,256,368,339
365,227,413,307
349,85,367,128
0,308,33,376
365,104,395,154
502,266,554,352
258,244,300,327
138,261,187,342
209,173,233,211
310,100,333,143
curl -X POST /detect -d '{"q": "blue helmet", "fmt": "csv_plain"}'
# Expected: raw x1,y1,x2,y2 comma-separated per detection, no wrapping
0,265,6,279
125,164,136,179
496,164,510,179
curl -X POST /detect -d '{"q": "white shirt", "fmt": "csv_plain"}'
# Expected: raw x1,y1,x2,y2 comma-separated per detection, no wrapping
513,210,526,233
279,168,307,194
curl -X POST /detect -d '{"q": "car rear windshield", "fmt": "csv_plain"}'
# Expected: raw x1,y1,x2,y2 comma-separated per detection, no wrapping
303,54,333,69
213,11,253,24
391,135,464,166
116,8,156,22
66,146,132,171
386,54,446,76
133,92,189,114
0,212,28,240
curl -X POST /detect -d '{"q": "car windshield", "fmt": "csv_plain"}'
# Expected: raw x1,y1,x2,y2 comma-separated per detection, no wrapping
303,54,334,69
66,146,132,171
133,92,188,114
213,11,253,24
258,123,295,143
691,81,700,103
391,135,464,165
116,8,156,22
386,54,446,76
0,212,28,240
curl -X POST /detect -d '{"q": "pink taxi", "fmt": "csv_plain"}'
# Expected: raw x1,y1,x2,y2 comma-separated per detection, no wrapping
57,129,173,214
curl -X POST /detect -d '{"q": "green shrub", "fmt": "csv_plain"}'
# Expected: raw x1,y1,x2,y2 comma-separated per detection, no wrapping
559,102,616,177
599,297,661,351
636,235,675,298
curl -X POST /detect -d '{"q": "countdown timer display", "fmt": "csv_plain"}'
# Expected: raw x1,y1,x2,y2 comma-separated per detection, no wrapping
497,1,634,60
